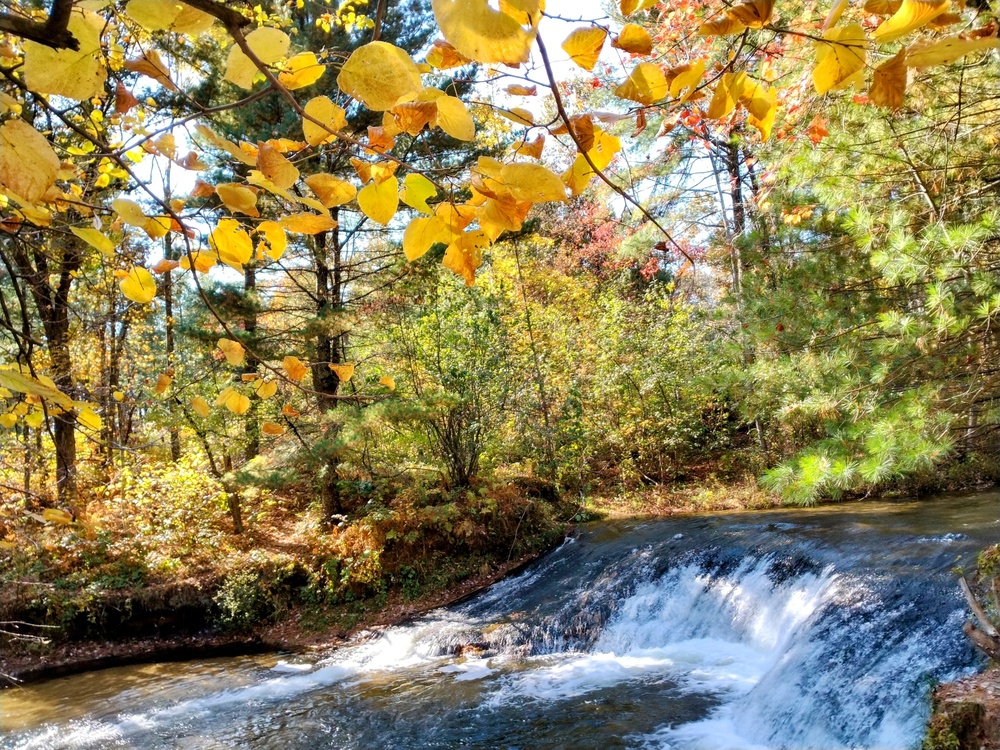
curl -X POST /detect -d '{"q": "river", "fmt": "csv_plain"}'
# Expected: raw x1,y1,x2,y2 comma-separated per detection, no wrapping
2,490,997,749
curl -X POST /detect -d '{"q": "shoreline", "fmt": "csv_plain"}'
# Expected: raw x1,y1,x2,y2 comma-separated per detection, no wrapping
0,545,553,687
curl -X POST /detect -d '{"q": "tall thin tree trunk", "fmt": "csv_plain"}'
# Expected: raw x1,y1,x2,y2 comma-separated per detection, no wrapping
243,262,259,461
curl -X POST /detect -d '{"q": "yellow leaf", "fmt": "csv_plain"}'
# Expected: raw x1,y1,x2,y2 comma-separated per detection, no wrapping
869,47,908,108
281,404,301,417
706,73,744,119
126,0,214,33
380,376,396,391
215,386,234,407
257,142,299,191
729,0,774,27
257,221,287,260
435,95,476,141
151,259,180,274
113,390,125,402
25,410,44,429
305,173,357,207
403,216,453,261
864,0,902,13
124,50,177,91
698,14,747,36
562,27,608,71
225,27,291,89
23,10,106,101
70,226,115,255
120,267,157,304
113,198,150,229
218,338,245,366
400,173,438,214
194,125,257,167
478,196,531,240
514,133,545,159
737,75,773,120
191,395,211,417
432,0,537,65
0,413,16,429
904,32,1000,68
505,84,537,96
822,0,849,31
303,96,348,147
616,62,670,105
216,183,259,217
279,52,326,90
426,39,471,69
0,120,60,204
262,421,286,436
283,355,308,382
499,107,535,126
210,218,254,271
812,22,869,94
337,41,423,111
224,390,251,415
669,60,705,102
155,372,173,394
329,363,355,382
78,407,101,431
501,163,567,203
179,251,217,273
443,230,489,286
747,87,776,140
874,0,949,43
254,380,278,399
358,176,400,225
390,101,438,136
612,24,653,55
279,212,338,234
621,0,660,13
0,367,74,409
43,508,74,525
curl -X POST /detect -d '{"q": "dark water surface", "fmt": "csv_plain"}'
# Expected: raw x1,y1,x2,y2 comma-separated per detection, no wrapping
3,491,998,749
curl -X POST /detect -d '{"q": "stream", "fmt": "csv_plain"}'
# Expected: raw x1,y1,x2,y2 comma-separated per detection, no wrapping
2,490,998,749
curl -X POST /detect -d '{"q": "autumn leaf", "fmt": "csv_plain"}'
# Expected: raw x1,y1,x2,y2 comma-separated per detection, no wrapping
400,174,438,214
217,183,260,217
225,27,290,89
426,39,471,69
279,212,338,234
904,32,1000,68
23,11,106,101
120,267,157,304
435,96,477,141
262,422,286,436
807,115,830,145
281,404,301,417
283,355,308,382
443,230,490,285
432,0,537,65
612,24,654,55
191,395,211,418
257,142,300,190
305,173,357,207
873,0,950,43
179,251,217,273
256,221,287,260
813,23,869,94
0,120,60,204
380,376,396,391
303,96,348,146
218,338,246,366
151,258,180,273
403,216,454,261
869,48,908,108
329,363,355,382
279,52,326,90
124,50,178,91
254,380,278,399
220,389,251,415
562,27,608,71
358,176,400,225
669,60,705,102
209,218,254,271
501,163,567,202
337,42,423,111
155,372,172,394
706,73,744,119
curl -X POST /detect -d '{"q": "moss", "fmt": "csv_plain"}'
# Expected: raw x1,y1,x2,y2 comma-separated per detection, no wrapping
924,702,987,750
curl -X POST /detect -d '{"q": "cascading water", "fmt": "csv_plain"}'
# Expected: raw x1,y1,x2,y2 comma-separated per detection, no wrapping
3,491,996,750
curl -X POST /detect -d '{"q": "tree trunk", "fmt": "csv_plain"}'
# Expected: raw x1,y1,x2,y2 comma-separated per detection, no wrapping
243,263,259,461
164,230,182,462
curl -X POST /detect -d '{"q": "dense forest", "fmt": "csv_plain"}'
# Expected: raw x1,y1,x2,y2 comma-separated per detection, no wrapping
0,0,998,657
